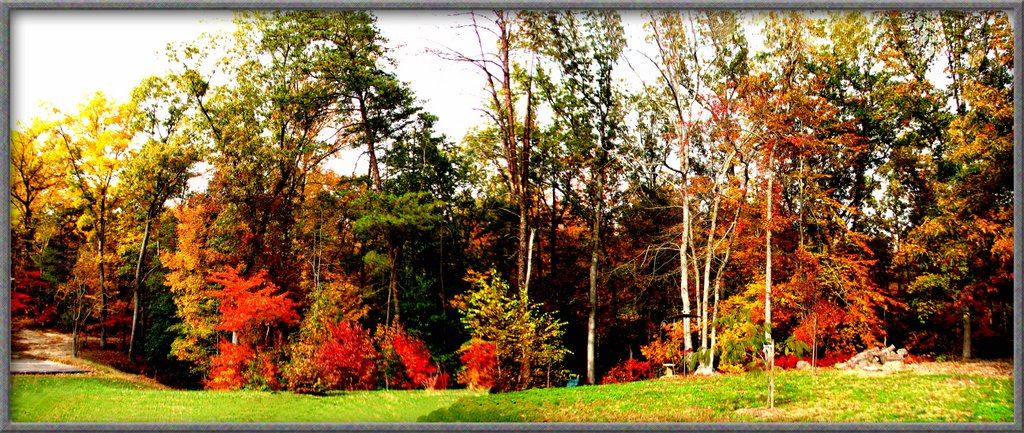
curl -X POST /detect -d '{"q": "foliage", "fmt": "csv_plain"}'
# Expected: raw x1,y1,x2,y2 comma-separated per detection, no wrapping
205,265,299,340
599,359,659,384
204,339,255,390
453,270,569,392
457,339,498,391
391,328,447,390
285,320,378,394
8,10,1015,395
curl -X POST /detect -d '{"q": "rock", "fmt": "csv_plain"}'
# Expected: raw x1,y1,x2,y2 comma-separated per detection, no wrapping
796,360,811,370
841,346,910,371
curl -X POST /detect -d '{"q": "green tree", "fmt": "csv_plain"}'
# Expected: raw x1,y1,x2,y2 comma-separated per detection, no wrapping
529,10,626,385
122,75,202,359
454,270,568,391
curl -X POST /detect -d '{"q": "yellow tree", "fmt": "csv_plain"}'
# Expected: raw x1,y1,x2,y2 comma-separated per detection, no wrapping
10,116,67,322
54,92,135,349
10,117,64,260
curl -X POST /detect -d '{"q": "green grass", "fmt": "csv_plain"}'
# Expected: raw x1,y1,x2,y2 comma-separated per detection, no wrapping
11,376,479,422
11,368,1013,423
421,369,1014,423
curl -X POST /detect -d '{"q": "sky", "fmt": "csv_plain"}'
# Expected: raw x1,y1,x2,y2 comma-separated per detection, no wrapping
10,10,668,185
10,10,659,144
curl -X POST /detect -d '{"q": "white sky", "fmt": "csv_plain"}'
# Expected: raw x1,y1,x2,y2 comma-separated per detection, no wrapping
10,10,661,141
9,10,666,185
10,9,972,181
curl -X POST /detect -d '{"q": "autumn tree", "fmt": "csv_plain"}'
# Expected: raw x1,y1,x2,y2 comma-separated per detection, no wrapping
645,11,753,374
54,92,135,349
897,11,1013,359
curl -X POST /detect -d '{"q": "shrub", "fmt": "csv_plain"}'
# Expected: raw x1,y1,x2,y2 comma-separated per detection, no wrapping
457,339,497,391
285,320,378,394
282,341,324,394
317,321,378,391
453,270,568,392
812,352,851,368
717,362,746,375
246,350,283,391
775,354,800,369
600,359,658,384
204,339,254,390
392,329,447,390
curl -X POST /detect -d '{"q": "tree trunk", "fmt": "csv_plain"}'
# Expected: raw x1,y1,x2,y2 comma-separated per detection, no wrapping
129,217,153,360
679,123,693,355
586,174,603,385
765,156,775,409
708,280,721,371
811,313,817,371
962,309,971,360
359,93,383,192
97,218,107,350
388,245,401,325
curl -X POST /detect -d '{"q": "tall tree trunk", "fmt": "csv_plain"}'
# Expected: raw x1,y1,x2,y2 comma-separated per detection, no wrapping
388,244,401,326
359,94,383,192
765,155,775,409
128,217,153,359
587,173,603,385
98,217,107,350
678,124,693,355
962,309,971,359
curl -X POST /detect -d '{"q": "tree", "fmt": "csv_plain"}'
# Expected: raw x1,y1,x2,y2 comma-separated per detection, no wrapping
10,118,63,265
453,270,568,391
439,11,537,293
898,11,1013,360
646,11,752,374
54,92,135,349
122,75,202,359
353,190,441,326
528,10,626,385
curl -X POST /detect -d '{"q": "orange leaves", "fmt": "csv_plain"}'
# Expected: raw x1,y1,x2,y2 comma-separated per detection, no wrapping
206,265,299,337
457,339,497,391
204,339,255,390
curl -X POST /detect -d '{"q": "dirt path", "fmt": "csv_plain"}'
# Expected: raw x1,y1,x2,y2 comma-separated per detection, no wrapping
11,328,171,389
12,329,75,360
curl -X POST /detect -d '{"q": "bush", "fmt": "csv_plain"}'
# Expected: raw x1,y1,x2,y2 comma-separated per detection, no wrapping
775,354,800,369
600,359,659,384
246,350,283,391
392,329,447,390
457,339,497,391
717,362,745,375
453,270,568,392
204,339,254,390
812,352,851,368
375,324,448,390
769,352,852,370
285,320,378,394
283,341,325,394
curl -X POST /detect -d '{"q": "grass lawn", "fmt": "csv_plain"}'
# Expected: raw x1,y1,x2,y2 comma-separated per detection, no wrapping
11,375,479,423
424,368,1014,422
11,367,1013,423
